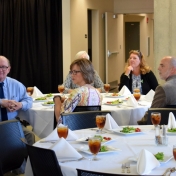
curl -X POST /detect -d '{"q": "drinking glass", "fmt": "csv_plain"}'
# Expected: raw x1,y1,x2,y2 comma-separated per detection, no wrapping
58,85,65,95
133,88,141,101
26,87,34,96
173,145,176,161
57,125,68,139
88,137,101,161
104,84,110,94
151,112,161,127
96,115,106,133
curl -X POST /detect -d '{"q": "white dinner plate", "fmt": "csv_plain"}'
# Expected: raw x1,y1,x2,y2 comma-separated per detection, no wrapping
33,99,48,103
42,103,54,106
166,130,176,135
76,137,115,145
159,155,173,164
110,129,143,135
105,94,124,98
104,102,123,106
77,145,121,155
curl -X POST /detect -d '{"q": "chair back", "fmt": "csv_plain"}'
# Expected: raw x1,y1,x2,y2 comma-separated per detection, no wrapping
0,120,27,174
77,168,126,176
61,110,111,130
54,105,101,129
147,108,176,125
73,105,101,112
21,138,63,176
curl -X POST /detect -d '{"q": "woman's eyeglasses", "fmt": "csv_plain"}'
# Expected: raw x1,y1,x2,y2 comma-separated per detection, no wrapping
69,70,81,75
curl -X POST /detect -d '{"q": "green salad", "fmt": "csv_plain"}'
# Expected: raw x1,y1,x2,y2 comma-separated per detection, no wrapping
35,97,47,100
154,152,164,160
44,101,54,104
100,146,108,152
120,126,135,133
45,93,53,97
167,128,176,132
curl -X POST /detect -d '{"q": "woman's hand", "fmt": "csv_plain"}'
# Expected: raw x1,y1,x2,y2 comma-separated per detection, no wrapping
125,66,133,76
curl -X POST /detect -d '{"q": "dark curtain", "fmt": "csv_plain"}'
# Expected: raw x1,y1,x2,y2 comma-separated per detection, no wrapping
0,0,63,93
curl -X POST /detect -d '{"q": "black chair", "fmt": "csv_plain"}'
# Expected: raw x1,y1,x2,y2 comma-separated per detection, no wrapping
77,168,128,176
61,110,111,130
73,105,101,112
147,108,176,125
53,105,101,129
21,138,63,176
0,119,27,175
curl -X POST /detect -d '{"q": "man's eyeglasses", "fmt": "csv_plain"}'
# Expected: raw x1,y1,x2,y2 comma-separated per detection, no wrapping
69,70,81,75
0,66,9,71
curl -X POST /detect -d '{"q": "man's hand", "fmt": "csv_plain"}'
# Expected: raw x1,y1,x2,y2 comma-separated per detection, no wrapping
7,100,22,112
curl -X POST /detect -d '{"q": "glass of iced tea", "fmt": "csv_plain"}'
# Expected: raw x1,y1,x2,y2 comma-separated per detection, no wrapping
88,137,101,161
57,125,68,139
133,88,141,101
26,87,34,96
151,112,161,127
104,84,110,94
58,85,65,95
96,115,106,133
173,145,176,161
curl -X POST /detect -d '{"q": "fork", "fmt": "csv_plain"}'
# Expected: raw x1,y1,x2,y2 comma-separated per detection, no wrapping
59,156,87,163
126,162,130,173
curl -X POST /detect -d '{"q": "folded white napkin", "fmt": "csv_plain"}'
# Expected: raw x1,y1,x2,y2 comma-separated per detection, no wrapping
31,86,44,98
143,89,155,102
137,149,160,175
118,85,131,96
123,94,138,107
44,125,78,141
50,137,82,161
168,112,176,128
104,113,119,130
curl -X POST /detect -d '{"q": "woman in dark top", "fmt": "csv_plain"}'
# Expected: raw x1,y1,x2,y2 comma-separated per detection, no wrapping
119,50,158,95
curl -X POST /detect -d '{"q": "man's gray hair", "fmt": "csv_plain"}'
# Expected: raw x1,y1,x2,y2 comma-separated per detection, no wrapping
75,51,89,60
170,57,176,68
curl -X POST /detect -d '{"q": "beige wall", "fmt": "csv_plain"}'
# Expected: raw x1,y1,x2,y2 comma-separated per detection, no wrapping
154,0,176,84
70,0,114,82
114,0,154,14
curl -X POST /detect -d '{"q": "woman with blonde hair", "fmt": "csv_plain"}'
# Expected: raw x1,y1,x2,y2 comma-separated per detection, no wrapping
119,50,158,95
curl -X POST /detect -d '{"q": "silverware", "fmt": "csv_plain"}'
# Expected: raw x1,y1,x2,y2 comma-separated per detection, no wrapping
126,162,130,173
39,140,58,144
163,168,171,176
59,156,87,163
169,167,176,176
121,163,125,173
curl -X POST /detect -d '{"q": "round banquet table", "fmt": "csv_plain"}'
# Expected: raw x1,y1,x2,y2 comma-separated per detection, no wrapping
18,93,152,138
25,125,176,176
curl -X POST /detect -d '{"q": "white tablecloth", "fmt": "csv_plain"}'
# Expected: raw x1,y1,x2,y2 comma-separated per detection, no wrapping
25,125,176,176
18,93,151,138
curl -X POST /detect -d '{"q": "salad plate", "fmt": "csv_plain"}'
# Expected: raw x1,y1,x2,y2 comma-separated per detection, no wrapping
76,136,115,145
159,155,173,164
105,94,124,98
33,99,48,103
166,131,176,135
77,145,121,155
104,99,123,106
110,128,143,135
104,102,122,106
42,103,54,106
